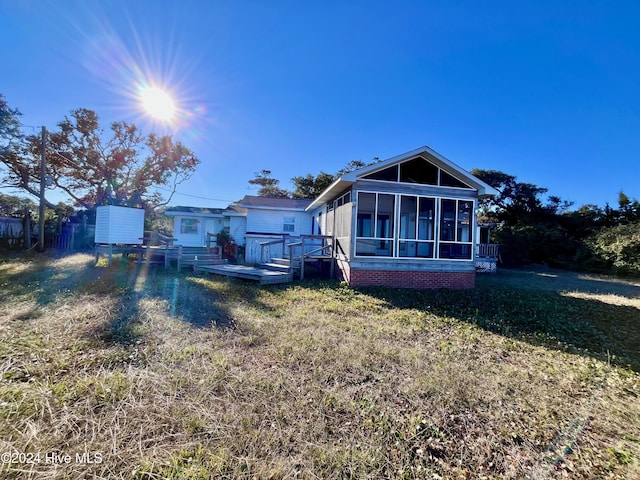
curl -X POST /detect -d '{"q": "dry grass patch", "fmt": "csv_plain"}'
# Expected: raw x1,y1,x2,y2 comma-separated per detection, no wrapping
0,254,639,479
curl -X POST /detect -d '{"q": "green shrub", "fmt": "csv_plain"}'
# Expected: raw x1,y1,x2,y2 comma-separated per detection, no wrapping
588,222,640,275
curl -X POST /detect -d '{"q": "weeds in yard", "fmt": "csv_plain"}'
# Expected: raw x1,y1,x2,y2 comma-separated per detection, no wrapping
0,254,638,479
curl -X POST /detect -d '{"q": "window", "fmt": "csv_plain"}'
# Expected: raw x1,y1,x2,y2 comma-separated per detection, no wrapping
440,171,470,188
180,218,199,234
363,165,398,181
355,192,394,256
283,217,295,233
360,157,472,189
438,199,473,259
399,158,438,185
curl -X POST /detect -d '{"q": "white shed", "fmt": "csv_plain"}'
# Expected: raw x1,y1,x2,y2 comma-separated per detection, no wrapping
94,206,144,245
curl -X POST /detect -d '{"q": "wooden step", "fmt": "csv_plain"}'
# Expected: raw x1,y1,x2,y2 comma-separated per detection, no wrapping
269,258,291,266
196,264,293,284
261,262,291,273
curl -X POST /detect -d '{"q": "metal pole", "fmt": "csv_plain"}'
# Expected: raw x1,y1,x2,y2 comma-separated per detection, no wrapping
38,126,46,252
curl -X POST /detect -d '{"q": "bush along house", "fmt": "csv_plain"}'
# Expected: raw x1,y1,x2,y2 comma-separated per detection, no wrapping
306,146,498,289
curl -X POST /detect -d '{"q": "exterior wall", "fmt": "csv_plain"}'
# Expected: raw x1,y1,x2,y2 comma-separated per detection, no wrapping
334,258,474,289
334,196,352,260
95,206,144,245
171,215,224,247
309,207,324,235
245,208,313,236
229,216,247,246
204,218,225,240
348,269,475,289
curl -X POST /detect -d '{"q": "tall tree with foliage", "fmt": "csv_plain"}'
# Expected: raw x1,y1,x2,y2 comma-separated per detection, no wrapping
471,168,578,266
0,192,36,217
0,94,28,204
0,94,23,153
248,169,290,198
291,172,335,199
1,108,199,209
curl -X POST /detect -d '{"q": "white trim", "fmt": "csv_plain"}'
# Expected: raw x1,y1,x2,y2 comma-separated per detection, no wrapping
238,205,308,212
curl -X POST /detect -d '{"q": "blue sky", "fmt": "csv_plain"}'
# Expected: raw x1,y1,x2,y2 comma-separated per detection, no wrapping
1,0,639,209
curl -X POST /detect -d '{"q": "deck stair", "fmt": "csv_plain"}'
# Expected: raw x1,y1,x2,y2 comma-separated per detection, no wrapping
260,258,293,273
165,245,226,271
259,235,335,280
261,257,304,272
197,235,335,285
195,264,293,284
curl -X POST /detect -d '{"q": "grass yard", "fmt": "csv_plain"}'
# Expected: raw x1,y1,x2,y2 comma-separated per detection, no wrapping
0,253,639,479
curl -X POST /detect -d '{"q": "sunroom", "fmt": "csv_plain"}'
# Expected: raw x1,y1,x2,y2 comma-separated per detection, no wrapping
306,146,498,289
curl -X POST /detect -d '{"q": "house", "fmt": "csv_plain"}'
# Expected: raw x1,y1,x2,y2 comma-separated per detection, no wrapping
235,196,314,264
306,146,497,289
164,206,227,247
165,145,497,289
165,196,314,264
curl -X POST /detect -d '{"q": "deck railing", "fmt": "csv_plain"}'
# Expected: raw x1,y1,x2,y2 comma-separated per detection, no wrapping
286,235,334,280
475,243,500,259
475,243,500,273
259,236,288,264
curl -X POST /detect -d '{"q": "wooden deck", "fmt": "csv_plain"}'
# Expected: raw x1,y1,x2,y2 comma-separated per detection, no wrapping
196,264,293,285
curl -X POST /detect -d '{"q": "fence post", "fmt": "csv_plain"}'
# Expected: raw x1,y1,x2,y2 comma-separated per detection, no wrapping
23,208,31,249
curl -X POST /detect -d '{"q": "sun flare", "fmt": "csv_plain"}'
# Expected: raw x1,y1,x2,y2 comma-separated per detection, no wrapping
139,86,176,121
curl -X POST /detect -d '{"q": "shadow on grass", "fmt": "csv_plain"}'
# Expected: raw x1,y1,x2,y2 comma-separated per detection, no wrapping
5,253,639,372
351,273,640,373
0,252,244,347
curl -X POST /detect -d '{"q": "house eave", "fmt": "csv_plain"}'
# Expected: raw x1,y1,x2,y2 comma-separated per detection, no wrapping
165,211,225,218
305,178,354,211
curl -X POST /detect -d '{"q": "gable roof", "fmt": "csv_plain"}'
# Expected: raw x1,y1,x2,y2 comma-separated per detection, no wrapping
237,195,312,211
307,146,498,210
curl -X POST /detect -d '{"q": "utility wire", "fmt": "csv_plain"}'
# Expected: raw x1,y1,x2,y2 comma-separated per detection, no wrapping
153,185,235,203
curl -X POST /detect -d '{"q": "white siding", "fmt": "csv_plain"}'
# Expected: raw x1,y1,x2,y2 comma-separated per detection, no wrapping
229,216,247,246
308,207,325,235
172,215,201,246
172,215,224,246
94,206,144,244
204,218,224,240
246,209,312,236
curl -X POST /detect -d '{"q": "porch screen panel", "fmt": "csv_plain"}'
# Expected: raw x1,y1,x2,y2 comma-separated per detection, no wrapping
417,197,435,257
376,194,395,239
356,193,374,237
399,196,434,258
457,201,472,242
438,199,473,259
334,193,352,258
356,192,394,257
439,200,456,241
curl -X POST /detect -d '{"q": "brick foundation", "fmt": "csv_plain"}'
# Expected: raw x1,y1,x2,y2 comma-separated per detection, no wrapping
342,267,475,290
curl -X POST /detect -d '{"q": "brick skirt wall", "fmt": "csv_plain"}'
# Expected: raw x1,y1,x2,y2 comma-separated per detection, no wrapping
343,268,475,290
